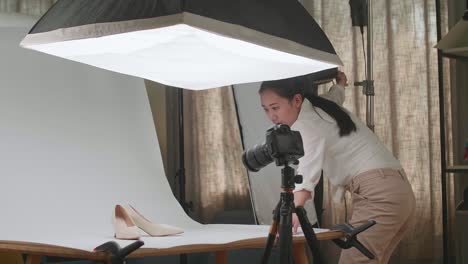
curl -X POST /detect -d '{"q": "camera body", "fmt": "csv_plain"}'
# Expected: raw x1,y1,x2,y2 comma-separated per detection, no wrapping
266,124,304,166
242,124,304,172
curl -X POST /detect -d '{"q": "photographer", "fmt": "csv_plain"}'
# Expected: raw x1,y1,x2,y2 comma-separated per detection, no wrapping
258,76,415,264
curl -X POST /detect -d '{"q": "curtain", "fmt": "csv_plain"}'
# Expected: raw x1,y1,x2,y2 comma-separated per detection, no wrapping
183,87,252,223
301,0,454,263
0,0,56,16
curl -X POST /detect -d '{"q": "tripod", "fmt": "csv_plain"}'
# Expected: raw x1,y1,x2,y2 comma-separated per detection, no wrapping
261,164,323,264
261,163,377,264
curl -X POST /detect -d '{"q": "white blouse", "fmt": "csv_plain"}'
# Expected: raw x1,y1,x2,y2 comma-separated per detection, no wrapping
320,84,346,106
291,98,401,202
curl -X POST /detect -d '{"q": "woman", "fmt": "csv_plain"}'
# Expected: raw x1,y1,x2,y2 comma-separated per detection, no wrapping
259,76,415,264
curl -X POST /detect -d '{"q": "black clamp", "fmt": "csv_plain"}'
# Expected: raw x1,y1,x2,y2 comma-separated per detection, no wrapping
354,80,375,96
332,220,376,260
94,240,144,264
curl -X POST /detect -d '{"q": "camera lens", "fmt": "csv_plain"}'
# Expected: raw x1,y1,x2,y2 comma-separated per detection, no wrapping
242,143,274,172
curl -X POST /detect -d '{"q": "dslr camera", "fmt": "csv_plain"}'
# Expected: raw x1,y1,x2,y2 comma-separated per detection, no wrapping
242,124,304,172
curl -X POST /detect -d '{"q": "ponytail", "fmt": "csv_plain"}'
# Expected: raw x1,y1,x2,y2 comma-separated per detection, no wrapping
260,76,356,137
304,94,356,136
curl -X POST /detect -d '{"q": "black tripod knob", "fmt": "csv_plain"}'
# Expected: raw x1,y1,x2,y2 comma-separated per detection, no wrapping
332,220,376,259
294,175,303,184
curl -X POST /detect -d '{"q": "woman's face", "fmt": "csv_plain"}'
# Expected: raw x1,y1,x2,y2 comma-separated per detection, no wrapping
260,89,302,127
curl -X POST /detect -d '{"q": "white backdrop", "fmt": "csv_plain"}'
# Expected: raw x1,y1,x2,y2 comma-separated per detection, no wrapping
0,13,327,252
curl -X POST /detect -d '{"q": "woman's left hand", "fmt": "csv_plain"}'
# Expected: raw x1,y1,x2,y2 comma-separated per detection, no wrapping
292,213,300,235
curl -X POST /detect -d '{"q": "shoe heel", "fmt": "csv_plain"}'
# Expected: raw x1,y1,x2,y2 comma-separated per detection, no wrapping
113,204,141,240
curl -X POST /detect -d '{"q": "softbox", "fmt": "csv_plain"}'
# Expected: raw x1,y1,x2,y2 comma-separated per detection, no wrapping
20,0,342,89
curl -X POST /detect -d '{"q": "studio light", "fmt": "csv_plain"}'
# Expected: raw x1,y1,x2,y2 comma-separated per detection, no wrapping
20,0,342,89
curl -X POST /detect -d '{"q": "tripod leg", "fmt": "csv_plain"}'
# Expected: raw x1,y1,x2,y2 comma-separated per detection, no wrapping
261,200,281,264
296,206,323,264
279,193,294,264
262,221,279,264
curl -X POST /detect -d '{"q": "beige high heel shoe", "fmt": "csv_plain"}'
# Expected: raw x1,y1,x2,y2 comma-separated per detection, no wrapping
123,205,184,236
113,204,140,240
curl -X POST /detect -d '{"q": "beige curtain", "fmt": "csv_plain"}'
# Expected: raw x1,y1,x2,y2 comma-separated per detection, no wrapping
301,0,454,263
183,87,251,223
0,0,56,16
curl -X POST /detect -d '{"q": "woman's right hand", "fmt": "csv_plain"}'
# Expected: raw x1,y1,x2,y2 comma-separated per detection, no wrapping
292,213,300,234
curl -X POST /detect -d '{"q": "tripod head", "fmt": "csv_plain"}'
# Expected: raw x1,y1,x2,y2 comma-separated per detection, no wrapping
280,164,303,190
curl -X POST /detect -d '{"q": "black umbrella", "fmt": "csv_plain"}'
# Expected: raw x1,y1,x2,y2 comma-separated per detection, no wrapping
20,0,342,89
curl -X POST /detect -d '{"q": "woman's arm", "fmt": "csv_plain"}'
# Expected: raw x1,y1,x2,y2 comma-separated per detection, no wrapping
294,189,312,206
320,84,345,106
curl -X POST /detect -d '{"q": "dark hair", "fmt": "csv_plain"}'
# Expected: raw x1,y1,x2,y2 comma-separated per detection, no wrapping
259,76,356,137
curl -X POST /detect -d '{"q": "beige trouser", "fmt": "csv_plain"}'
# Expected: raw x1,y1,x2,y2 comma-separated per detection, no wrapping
338,168,416,264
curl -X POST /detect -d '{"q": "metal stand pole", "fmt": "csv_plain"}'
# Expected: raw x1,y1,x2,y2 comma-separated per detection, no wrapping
177,88,188,214
366,0,375,131
177,88,190,264
232,88,259,224
435,0,448,262
354,0,375,131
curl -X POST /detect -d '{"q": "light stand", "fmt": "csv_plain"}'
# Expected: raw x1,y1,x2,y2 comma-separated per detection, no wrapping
351,0,375,131
176,87,191,264
365,0,374,132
